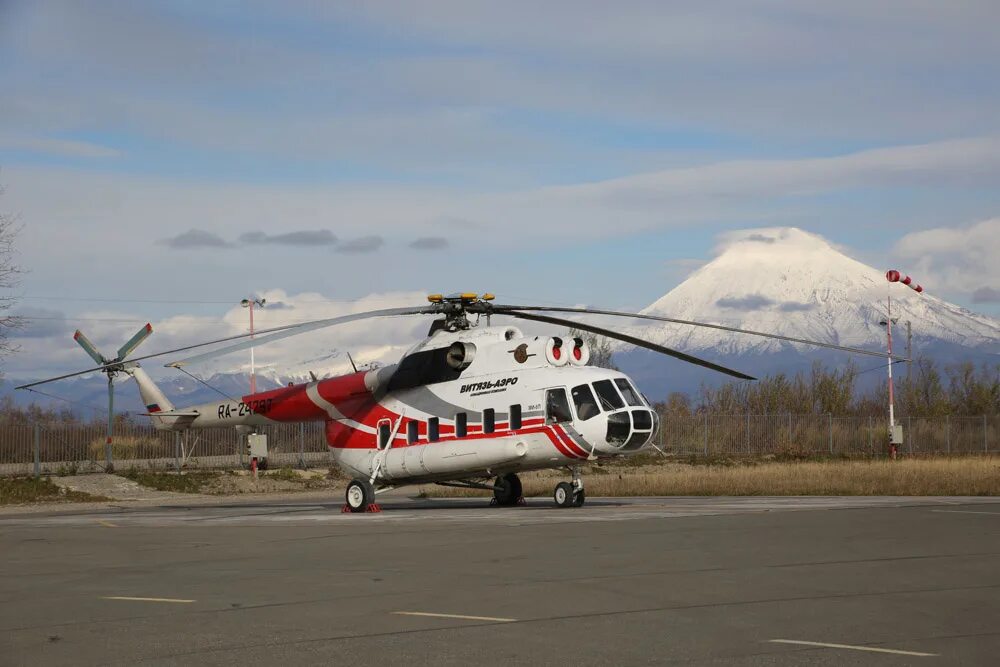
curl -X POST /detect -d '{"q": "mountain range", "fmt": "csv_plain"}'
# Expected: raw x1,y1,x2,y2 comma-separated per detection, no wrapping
615,228,1000,396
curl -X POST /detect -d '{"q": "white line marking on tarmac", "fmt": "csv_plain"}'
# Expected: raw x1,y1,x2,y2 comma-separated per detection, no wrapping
102,596,195,604
931,509,1000,516
768,639,937,657
393,611,516,622
96,520,118,528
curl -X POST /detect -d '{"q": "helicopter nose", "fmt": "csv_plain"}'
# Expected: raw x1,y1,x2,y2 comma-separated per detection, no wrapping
602,408,658,452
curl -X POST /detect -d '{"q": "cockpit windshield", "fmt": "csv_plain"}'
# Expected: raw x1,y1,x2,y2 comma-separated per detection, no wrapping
592,379,625,411
571,384,600,421
614,378,644,406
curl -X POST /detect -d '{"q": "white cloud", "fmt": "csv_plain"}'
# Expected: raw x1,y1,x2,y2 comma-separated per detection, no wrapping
892,218,1000,299
3,289,435,381
0,135,121,159
4,136,998,304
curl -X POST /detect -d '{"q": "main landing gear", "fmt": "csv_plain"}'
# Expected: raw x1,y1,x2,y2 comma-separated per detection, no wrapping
344,478,381,513
492,472,524,506
554,468,585,508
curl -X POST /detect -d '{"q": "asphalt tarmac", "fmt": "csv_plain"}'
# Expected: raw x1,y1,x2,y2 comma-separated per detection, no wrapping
2,495,999,665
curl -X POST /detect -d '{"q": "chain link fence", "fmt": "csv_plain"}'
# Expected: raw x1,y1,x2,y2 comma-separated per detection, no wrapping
658,414,999,458
0,421,331,477
0,415,996,477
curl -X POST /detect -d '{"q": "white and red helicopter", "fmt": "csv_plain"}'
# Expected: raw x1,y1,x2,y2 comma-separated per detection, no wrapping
19,293,896,512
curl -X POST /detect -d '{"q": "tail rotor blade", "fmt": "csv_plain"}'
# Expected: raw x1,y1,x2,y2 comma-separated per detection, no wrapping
73,330,107,365
117,323,153,361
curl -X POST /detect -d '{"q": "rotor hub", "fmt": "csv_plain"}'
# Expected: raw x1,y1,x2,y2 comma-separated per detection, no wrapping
426,293,495,331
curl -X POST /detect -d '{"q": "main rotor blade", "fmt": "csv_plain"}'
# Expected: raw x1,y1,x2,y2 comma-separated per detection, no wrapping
73,330,107,365
116,323,153,361
504,310,756,381
16,322,304,390
494,305,903,361
165,306,437,368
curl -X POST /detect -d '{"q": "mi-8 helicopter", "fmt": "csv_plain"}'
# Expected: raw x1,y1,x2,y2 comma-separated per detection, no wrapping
19,293,896,512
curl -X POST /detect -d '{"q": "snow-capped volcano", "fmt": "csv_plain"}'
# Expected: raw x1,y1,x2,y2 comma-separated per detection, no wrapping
614,228,1000,396
634,227,1000,353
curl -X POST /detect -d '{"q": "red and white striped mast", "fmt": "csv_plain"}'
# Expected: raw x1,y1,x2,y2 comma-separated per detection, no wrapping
884,270,923,458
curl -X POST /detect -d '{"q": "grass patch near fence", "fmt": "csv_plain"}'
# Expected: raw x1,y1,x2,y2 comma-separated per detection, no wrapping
421,456,1000,498
122,470,220,494
122,467,344,495
0,477,110,505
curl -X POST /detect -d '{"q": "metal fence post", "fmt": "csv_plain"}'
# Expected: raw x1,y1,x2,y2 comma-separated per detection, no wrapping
985,415,989,453
705,412,708,458
946,415,951,453
828,413,833,455
745,412,750,454
868,416,873,455
174,431,181,471
33,423,41,479
299,422,306,469
907,415,912,455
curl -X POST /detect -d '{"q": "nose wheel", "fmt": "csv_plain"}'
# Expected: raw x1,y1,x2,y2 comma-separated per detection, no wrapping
554,470,585,508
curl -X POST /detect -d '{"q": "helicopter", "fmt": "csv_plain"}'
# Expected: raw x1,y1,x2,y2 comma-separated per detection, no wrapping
18,293,899,512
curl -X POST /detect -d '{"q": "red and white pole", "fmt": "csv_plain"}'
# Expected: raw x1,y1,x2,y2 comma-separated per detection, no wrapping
884,270,924,459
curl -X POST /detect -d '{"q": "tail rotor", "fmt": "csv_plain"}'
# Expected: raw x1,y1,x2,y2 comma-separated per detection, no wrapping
73,323,153,471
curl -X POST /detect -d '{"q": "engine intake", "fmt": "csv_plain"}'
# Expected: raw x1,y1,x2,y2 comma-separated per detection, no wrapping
545,337,568,366
445,342,476,370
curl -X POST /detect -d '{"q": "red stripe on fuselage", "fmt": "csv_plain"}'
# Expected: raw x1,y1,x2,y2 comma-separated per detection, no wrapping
553,424,591,458
324,418,585,460
236,371,375,423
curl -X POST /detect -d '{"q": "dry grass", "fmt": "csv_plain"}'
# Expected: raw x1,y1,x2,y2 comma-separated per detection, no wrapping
421,457,1000,498
123,467,344,495
88,435,171,460
0,477,110,505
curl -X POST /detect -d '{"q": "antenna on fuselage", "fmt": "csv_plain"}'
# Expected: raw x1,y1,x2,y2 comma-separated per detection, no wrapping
347,352,358,373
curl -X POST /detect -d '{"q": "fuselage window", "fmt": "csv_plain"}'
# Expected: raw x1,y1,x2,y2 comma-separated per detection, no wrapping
509,404,522,430
377,422,391,449
545,388,573,424
615,378,644,407
571,384,600,421
428,417,440,442
483,408,495,434
593,379,625,411
406,420,419,444
456,412,468,438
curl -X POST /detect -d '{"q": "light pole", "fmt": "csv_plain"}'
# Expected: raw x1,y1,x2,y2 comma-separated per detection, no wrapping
240,297,266,394
884,270,923,459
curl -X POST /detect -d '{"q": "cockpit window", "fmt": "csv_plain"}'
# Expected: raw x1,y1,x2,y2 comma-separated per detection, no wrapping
592,379,625,410
545,388,573,424
615,378,644,406
571,384,600,421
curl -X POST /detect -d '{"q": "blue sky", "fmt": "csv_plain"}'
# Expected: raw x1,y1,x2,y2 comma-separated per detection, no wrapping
1,1,998,377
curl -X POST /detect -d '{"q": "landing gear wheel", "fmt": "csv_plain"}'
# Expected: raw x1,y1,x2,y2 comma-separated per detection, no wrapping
345,478,374,513
572,488,586,507
257,457,269,471
493,473,522,506
554,482,574,508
